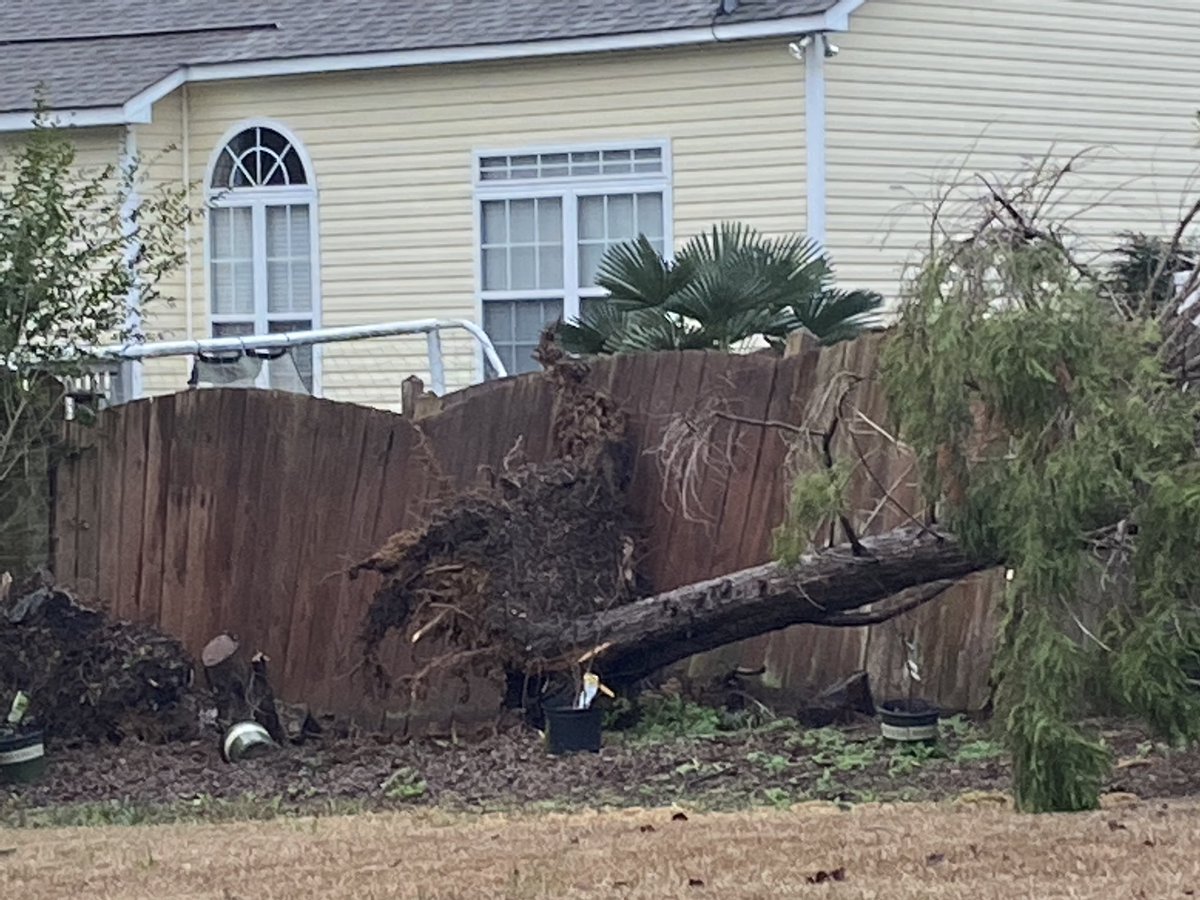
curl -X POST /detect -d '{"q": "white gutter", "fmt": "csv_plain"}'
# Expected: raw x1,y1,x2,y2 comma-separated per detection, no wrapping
119,125,145,400
0,3,865,132
181,84,194,345
0,105,151,132
804,36,828,246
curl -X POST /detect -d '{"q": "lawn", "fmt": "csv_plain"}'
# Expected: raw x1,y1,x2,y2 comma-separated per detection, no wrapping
2,800,1197,899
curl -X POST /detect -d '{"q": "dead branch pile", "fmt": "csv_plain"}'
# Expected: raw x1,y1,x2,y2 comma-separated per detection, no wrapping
352,333,647,690
0,582,200,744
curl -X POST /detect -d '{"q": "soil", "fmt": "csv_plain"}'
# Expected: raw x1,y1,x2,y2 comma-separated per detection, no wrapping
0,586,199,744
5,717,1199,821
352,347,644,697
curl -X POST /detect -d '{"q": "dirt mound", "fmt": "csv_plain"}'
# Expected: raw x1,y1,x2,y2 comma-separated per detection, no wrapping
0,583,201,744
353,334,646,694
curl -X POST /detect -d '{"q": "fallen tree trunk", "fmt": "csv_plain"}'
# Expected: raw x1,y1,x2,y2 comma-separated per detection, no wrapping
518,526,997,685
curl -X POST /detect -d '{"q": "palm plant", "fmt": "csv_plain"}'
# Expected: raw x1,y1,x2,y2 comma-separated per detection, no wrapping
556,222,883,355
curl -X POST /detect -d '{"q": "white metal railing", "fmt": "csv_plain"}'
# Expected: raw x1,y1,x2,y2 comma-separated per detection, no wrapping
92,318,507,397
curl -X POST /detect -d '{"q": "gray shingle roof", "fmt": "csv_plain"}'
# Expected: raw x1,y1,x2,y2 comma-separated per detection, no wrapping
0,1,840,114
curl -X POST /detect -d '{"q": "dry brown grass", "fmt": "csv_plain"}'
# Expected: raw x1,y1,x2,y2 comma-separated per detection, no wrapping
2,799,1199,899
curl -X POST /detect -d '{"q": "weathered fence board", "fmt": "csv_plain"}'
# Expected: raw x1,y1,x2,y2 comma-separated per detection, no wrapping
52,337,1003,730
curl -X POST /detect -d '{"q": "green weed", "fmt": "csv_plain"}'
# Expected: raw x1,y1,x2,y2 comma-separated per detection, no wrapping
381,767,428,801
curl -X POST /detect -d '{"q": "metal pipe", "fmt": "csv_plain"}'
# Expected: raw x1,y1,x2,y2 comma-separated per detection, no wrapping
92,317,509,380
426,330,446,395
181,84,194,344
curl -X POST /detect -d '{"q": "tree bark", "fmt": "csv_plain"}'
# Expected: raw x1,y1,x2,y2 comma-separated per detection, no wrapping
518,526,996,685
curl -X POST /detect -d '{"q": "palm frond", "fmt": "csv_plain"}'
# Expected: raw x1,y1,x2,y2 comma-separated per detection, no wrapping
594,236,690,311
790,288,886,344
564,221,880,355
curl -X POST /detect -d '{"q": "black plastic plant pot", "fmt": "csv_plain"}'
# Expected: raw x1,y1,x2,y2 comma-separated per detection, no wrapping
545,705,602,755
0,726,47,784
879,699,939,744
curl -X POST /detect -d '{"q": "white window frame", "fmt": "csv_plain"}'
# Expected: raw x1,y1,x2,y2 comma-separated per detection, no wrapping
472,139,673,376
203,119,323,395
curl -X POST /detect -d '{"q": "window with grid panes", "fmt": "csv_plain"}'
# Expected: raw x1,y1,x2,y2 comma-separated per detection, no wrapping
476,144,670,375
207,124,318,393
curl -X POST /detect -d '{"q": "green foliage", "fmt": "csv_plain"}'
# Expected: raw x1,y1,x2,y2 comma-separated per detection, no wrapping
953,739,1006,763
1104,232,1197,317
759,786,794,809
381,767,428,801
745,750,792,775
625,695,723,743
881,154,1200,811
774,463,851,565
0,113,187,574
555,223,882,354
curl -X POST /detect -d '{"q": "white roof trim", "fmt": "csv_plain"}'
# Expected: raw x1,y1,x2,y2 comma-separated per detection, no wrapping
0,1,866,133
0,105,151,132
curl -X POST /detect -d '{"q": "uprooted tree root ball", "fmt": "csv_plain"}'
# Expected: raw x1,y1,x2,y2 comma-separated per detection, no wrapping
0,584,201,744
351,336,647,698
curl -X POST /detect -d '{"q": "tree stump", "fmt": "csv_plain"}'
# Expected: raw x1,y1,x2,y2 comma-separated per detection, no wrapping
201,633,285,744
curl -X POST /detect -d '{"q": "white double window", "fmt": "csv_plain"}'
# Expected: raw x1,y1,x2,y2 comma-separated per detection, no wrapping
475,142,672,375
206,123,320,393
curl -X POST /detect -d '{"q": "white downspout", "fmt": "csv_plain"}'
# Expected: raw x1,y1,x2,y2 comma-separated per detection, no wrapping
804,34,828,247
120,125,144,400
182,84,195,346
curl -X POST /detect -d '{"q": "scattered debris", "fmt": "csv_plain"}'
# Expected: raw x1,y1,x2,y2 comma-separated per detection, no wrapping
1101,792,1141,809
1117,757,1154,770
796,670,875,727
926,852,946,865
0,584,199,744
352,342,645,703
202,633,285,743
806,867,847,884
221,722,276,764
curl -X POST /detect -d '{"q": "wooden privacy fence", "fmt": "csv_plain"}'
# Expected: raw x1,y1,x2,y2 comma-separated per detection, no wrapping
52,336,1002,734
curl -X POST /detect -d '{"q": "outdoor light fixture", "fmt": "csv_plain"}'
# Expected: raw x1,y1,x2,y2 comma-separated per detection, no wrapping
788,34,813,60
790,35,838,61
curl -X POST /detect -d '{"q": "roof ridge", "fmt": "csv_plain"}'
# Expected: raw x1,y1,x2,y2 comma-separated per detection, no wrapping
0,22,278,47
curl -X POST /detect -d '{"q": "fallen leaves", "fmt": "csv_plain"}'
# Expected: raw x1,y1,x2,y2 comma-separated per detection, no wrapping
1116,757,1154,770
807,867,847,884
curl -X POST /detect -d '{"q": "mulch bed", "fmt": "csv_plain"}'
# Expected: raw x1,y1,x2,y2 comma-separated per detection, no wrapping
5,718,1199,820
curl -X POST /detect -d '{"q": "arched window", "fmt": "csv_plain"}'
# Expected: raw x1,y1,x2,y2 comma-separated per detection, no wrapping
207,123,319,393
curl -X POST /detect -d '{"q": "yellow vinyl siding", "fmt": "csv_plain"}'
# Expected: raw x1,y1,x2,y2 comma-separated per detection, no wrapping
824,0,1200,297
130,89,193,396
178,41,809,408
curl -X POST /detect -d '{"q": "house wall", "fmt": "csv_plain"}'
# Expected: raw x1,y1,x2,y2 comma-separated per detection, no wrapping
131,90,193,397
168,41,811,409
824,0,1200,295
